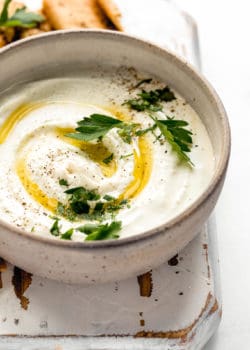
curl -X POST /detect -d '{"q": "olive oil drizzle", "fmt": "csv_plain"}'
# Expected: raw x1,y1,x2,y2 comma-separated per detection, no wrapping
0,103,43,144
16,158,58,213
0,102,153,215
119,137,152,201
56,127,117,178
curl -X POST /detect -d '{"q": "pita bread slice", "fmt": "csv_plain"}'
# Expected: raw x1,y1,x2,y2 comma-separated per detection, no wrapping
43,0,109,30
97,0,122,30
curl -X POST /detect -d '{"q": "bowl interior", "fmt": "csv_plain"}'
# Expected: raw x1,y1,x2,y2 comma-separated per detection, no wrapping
0,30,230,243
0,30,228,170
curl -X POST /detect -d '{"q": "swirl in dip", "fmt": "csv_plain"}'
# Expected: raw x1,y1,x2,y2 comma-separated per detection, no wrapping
0,68,214,241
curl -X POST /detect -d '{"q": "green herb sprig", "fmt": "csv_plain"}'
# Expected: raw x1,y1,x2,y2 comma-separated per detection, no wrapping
152,117,193,166
57,186,129,221
103,153,114,164
64,187,100,215
66,114,139,144
50,218,60,237
0,0,44,28
61,228,74,240
78,221,121,241
124,84,193,166
50,219,74,240
59,179,69,187
124,86,176,112
49,219,121,241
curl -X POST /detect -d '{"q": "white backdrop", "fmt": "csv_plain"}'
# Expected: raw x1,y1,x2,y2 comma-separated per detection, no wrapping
175,0,250,349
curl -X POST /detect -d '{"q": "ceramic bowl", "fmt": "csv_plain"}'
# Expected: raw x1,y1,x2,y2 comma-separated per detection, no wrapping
0,30,230,284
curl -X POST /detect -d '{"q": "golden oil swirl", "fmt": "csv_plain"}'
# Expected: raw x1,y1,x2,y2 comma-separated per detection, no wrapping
0,103,153,215
56,127,117,178
16,158,58,213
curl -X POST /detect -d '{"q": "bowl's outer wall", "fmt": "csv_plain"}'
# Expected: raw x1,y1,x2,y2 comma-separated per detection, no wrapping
0,174,226,284
0,31,230,284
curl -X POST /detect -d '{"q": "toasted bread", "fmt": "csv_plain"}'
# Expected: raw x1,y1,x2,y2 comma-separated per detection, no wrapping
97,0,122,30
20,28,45,39
43,0,109,30
0,33,6,47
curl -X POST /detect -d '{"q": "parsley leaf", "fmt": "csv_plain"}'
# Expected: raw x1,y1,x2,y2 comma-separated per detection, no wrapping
59,179,69,187
159,119,193,152
0,0,44,28
50,219,61,236
66,114,139,144
64,187,100,215
120,153,133,160
66,114,123,141
65,187,100,200
103,153,114,164
124,98,162,112
58,185,128,221
117,123,139,144
50,221,122,242
61,228,74,240
103,194,116,202
134,78,152,89
78,221,122,241
125,86,176,112
135,125,157,136
139,87,175,103
57,202,76,221
153,117,193,166
105,199,129,213
50,219,74,240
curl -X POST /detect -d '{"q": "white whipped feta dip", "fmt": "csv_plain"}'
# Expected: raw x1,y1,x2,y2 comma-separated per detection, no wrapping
0,70,215,241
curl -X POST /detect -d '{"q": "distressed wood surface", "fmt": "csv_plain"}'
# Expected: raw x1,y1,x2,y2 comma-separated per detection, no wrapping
0,1,221,349
0,223,221,349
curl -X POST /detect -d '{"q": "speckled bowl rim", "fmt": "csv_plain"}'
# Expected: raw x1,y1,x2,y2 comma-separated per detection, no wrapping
0,29,231,249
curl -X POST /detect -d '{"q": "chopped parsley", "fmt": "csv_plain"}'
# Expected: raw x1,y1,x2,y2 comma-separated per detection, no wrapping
117,123,139,144
120,153,133,160
78,221,122,241
57,202,76,221
64,187,100,215
103,153,114,164
59,179,69,187
103,194,115,202
94,202,104,212
50,220,74,240
57,186,129,221
64,187,101,200
125,86,176,112
61,228,74,240
134,78,152,89
107,199,128,211
49,219,121,241
50,219,61,237
0,0,44,28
